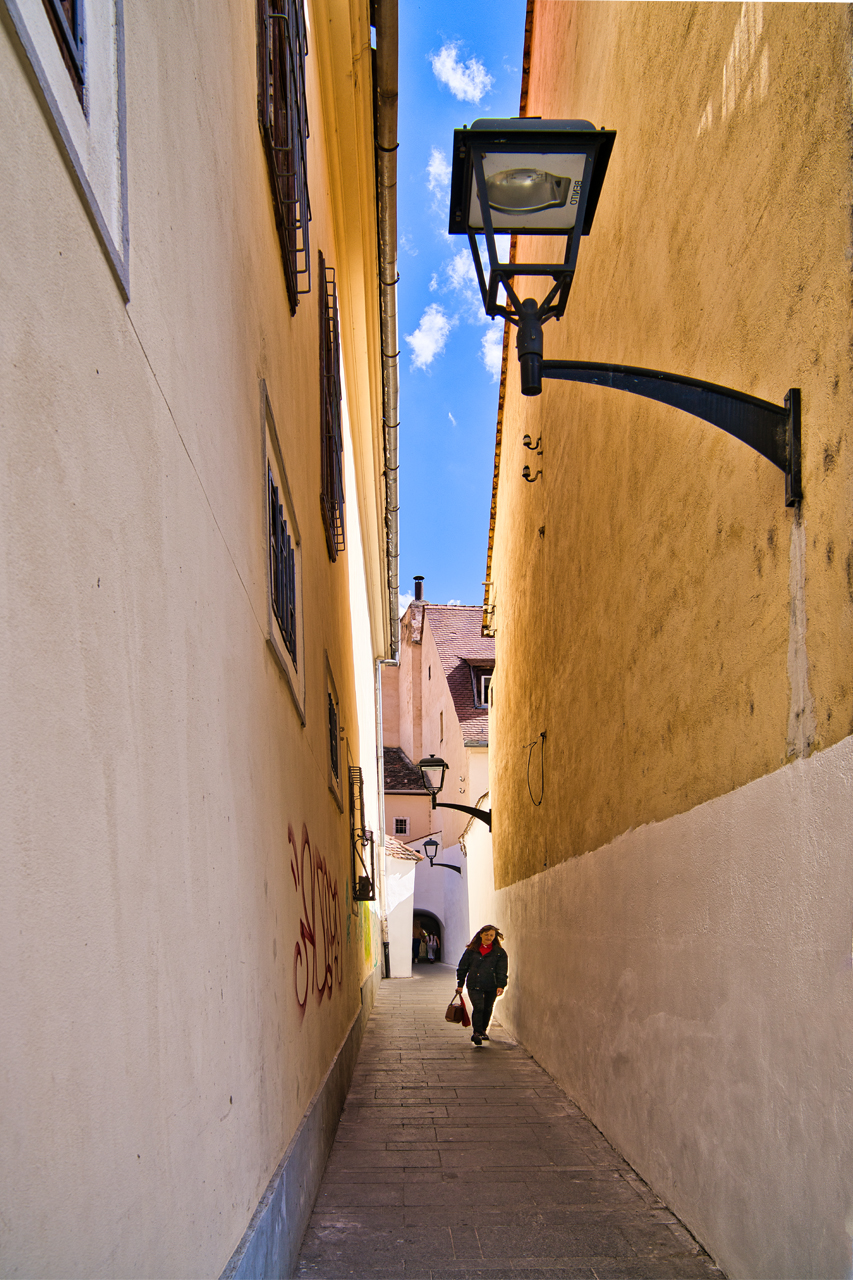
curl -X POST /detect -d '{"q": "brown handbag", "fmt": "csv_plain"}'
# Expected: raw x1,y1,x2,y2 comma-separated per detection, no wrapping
444,992,471,1027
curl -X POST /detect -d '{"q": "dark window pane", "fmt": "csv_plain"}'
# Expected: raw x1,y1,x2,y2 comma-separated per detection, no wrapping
328,692,339,780
41,0,84,101
269,466,297,666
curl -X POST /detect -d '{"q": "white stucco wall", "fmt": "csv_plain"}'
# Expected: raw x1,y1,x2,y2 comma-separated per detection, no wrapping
463,795,497,941
384,855,418,979
492,734,853,1280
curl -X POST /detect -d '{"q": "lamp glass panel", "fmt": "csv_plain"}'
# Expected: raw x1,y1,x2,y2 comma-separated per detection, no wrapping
422,766,443,792
419,756,447,793
468,151,588,233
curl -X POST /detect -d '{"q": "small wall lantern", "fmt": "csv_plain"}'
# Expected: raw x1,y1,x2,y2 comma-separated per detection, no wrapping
421,834,461,875
417,754,492,831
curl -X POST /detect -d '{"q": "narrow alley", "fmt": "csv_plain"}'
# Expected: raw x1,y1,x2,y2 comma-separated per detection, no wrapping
296,966,725,1280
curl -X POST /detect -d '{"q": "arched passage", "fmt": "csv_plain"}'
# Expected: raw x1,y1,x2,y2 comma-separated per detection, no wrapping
413,910,443,963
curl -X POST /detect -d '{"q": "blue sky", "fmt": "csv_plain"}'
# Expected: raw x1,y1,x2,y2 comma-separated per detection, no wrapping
396,3,528,612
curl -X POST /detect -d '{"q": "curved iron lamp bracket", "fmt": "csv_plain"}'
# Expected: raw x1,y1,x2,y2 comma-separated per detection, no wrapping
432,798,493,832
426,856,462,875
539,362,801,507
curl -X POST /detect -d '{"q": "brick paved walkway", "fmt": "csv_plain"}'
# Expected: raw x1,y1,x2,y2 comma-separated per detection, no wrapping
296,963,725,1280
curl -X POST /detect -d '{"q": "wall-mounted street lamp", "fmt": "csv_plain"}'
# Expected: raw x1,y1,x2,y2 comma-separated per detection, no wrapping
422,834,461,875
417,754,492,832
448,118,801,507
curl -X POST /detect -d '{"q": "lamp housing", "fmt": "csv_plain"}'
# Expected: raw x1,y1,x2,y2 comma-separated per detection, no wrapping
448,118,615,322
418,754,449,800
422,836,440,864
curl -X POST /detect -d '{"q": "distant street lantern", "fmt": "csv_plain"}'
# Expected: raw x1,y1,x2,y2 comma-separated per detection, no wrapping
417,753,492,831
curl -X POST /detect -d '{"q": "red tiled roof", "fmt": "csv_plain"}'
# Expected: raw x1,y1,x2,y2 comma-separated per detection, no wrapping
384,835,424,862
384,747,428,793
424,605,495,746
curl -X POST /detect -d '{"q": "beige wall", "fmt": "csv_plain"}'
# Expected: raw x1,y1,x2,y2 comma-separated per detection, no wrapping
490,1,853,888
487,5,853,1277
0,0,386,1274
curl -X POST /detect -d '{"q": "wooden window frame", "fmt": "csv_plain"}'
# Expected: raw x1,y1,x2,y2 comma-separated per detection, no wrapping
471,665,494,709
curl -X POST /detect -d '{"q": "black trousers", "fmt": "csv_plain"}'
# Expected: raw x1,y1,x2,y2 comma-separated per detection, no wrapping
467,988,497,1035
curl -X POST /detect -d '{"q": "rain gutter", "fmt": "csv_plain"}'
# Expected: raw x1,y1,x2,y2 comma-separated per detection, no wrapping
375,0,399,660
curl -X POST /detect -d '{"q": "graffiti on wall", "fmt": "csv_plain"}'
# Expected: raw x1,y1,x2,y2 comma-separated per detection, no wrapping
289,823,342,1015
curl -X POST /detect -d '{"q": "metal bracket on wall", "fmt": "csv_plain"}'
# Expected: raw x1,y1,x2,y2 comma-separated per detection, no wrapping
539,362,802,508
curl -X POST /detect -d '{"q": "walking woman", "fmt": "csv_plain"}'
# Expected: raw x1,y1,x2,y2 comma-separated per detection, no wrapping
456,925,507,1046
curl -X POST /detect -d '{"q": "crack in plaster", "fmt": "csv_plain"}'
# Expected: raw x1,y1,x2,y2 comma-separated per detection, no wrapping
786,515,815,758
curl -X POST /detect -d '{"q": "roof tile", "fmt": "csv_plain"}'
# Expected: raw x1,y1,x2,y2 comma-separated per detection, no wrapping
384,746,428,793
424,605,495,746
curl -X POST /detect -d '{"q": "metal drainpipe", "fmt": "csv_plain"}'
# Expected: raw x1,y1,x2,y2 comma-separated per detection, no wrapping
375,657,392,978
375,0,399,661
375,0,399,978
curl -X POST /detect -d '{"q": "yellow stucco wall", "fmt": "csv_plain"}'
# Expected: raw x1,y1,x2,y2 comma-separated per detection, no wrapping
0,0,385,1275
490,1,853,888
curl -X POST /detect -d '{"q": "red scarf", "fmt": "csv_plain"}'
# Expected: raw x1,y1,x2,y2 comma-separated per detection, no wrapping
478,942,493,956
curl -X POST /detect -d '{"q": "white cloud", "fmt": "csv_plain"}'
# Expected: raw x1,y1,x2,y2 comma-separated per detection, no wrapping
399,233,418,257
448,411,457,427
427,146,451,198
447,250,478,293
481,322,504,381
447,599,462,606
430,42,494,103
404,304,454,371
398,591,414,618
429,273,439,292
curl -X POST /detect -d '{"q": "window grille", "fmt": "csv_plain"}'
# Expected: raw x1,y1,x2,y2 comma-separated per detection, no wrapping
268,466,297,664
394,817,409,836
41,0,84,101
256,0,311,312
349,766,376,901
328,691,339,782
319,252,345,559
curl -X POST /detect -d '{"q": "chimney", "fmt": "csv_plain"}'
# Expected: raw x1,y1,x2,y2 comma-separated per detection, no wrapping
413,575,424,602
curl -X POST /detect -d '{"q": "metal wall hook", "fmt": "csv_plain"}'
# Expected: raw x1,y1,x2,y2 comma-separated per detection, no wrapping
522,434,542,452
522,465,542,483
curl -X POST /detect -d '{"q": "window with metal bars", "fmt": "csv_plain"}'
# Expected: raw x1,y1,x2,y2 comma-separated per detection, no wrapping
41,0,85,103
268,465,297,665
319,251,345,559
256,0,311,313
349,766,376,902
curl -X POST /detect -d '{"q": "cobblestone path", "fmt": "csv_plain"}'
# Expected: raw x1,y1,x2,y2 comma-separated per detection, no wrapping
296,963,725,1280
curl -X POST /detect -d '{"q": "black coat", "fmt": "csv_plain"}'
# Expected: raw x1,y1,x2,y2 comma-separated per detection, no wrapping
456,944,508,992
